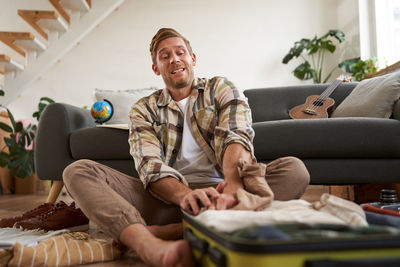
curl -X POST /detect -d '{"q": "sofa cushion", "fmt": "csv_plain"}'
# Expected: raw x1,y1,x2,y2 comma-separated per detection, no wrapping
301,159,400,184
70,117,400,161
253,117,400,159
93,87,157,125
70,127,130,159
331,71,400,118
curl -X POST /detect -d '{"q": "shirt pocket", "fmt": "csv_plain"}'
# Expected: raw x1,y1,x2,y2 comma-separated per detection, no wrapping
193,105,218,137
152,122,168,144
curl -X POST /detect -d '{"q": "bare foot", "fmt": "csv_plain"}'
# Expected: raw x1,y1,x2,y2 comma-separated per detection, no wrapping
161,240,193,267
147,223,183,240
120,224,193,267
138,238,193,267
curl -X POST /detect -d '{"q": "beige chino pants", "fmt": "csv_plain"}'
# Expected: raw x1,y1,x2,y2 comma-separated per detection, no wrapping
63,156,309,241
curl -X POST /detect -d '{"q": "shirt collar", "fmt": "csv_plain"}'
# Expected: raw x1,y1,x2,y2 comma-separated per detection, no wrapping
157,77,204,107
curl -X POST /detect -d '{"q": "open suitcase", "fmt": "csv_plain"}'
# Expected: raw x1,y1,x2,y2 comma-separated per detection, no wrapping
182,210,400,267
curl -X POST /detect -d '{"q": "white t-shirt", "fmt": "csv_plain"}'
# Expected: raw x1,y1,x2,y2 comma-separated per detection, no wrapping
172,97,223,184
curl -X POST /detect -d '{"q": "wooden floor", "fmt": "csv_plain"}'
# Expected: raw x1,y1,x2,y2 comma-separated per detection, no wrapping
0,185,327,266
0,189,148,266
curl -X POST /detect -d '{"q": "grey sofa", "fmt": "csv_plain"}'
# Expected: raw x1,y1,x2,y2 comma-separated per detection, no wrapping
35,82,400,186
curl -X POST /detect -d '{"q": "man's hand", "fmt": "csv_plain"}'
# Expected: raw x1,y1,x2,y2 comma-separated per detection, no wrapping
214,181,238,210
180,187,220,215
214,193,237,210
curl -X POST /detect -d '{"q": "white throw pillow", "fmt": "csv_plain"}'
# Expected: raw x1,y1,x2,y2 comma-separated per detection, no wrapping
93,87,158,124
331,71,400,118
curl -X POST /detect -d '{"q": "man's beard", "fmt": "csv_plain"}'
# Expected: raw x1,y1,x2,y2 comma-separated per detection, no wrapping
174,78,192,89
164,70,194,90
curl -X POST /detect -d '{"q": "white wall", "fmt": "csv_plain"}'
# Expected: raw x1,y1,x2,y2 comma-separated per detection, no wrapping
5,0,360,120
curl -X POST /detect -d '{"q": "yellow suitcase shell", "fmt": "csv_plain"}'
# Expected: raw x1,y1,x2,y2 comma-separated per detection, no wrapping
183,211,400,267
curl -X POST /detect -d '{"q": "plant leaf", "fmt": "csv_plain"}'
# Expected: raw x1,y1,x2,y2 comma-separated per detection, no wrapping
9,150,34,178
4,137,16,148
282,54,293,64
328,29,346,43
293,61,314,80
320,40,336,53
15,122,23,133
39,97,55,103
0,122,13,133
32,97,55,122
38,103,47,111
6,109,16,130
338,57,360,73
308,43,319,55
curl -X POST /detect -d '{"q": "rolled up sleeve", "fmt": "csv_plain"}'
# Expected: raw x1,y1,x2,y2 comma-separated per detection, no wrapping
213,78,255,166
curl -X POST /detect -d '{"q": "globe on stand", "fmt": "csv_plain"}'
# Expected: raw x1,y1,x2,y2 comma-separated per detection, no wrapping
91,99,113,124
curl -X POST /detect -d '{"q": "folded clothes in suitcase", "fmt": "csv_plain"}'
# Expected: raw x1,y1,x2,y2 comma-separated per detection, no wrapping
183,210,400,267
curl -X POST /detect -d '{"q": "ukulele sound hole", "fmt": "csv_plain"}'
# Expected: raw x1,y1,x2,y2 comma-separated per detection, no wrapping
312,100,324,106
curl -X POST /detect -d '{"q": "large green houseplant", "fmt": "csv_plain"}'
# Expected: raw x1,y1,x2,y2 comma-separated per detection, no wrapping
282,29,346,84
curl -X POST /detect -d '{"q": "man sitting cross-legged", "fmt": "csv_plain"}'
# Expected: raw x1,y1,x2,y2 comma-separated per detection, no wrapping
63,28,310,267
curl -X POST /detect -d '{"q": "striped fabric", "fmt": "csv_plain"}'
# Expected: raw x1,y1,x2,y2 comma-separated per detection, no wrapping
8,232,120,267
129,76,255,188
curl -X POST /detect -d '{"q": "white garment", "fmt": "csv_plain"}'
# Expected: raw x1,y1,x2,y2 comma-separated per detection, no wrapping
0,228,69,248
193,194,368,233
173,97,223,184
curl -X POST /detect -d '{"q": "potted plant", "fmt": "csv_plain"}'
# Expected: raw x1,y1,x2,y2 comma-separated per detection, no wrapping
0,109,36,193
282,29,346,84
0,97,54,194
339,57,378,81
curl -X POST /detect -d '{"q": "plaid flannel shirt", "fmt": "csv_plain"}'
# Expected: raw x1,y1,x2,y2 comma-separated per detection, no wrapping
128,76,255,188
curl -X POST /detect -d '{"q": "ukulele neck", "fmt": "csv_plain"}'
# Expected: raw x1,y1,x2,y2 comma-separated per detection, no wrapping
318,79,342,101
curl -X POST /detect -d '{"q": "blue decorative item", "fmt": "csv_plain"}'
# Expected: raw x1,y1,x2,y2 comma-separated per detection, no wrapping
91,99,113,124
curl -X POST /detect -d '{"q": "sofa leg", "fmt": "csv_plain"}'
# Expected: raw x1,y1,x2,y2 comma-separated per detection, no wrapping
46,180,64,203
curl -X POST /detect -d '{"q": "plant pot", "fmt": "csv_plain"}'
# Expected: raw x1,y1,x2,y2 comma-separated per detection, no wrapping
0,167,13,194
0,111,13,194
14,174,38,194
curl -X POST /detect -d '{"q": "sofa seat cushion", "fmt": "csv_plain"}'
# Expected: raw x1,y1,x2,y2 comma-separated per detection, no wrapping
253,117,400,159
70,127,130,159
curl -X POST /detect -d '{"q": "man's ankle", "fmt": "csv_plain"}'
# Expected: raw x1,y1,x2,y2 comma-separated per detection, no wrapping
119,223,153,250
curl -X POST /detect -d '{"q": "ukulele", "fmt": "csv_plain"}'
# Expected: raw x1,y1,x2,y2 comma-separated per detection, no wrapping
289,75,351,119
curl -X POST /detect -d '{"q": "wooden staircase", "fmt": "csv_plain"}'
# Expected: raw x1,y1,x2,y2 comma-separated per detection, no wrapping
0,54,25,74
0,0,124,106
17,10,69,40
0,0,124,202
0,32,47,57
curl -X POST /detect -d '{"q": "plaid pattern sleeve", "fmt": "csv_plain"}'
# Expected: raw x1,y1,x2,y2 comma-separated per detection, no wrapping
128,91,188,188
210,77,255,166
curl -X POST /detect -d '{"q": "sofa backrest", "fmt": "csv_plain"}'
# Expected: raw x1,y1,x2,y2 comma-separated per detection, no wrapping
244,82,358,122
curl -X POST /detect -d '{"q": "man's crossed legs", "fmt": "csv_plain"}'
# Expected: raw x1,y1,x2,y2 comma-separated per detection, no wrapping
63,157,309,267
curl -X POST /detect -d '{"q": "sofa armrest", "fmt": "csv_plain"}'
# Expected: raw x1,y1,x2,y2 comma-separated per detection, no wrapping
392,100,400,119
35,103,95,181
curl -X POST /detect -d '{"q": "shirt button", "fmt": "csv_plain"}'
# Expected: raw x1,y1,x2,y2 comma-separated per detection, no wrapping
177,123,182,129
172,149,177,154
